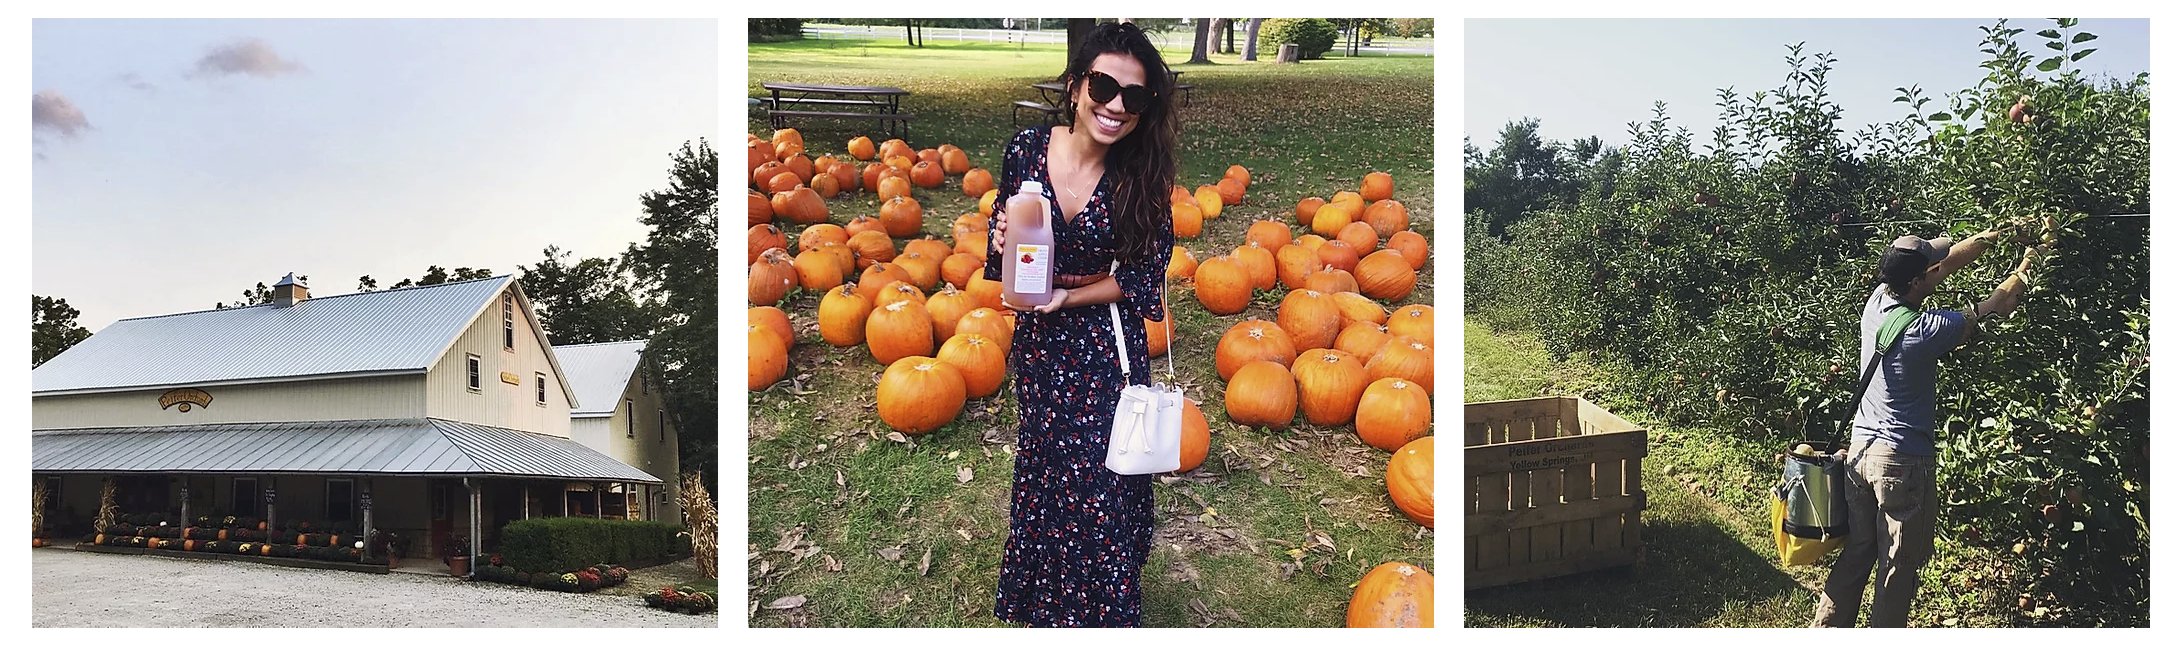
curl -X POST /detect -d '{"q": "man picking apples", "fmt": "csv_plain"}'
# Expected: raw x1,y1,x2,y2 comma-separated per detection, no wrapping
1812,224,2045,628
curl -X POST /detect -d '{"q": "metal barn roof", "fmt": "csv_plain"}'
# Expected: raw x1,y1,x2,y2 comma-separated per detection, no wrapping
31,276,570,398
553,340,648,417
30,418,662,483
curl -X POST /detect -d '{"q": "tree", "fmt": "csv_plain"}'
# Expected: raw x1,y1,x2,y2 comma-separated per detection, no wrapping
215,275,311,309
357,266,493,292
1066,19,1096,63
622,139,719,494
1225,18,1238,54
517,245,659,346
1464,118,1590,238
1242,18,1264,61
1209,19,1230,54
1186,18,1212,64
32,295,93,368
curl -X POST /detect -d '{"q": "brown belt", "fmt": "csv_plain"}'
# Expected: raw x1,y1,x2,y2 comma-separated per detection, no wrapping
1055,273,1110,289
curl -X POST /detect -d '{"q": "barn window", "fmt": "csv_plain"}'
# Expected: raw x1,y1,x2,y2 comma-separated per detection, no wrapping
325,479,355,522
626,399,635,437
466,354,481,392
502,294,515,350
536,372,547,406
658,409,665,442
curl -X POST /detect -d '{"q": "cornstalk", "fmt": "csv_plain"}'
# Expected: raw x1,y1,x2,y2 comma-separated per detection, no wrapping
96,477,118,534
32,478,48,539
678,471,718,579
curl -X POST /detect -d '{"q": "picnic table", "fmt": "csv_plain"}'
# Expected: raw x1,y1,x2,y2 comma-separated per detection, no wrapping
1014,73,1198,127
762,82,915,137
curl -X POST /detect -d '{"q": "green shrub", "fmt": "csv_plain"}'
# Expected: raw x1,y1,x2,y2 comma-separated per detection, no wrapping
498,517,686,574
1261,19,1337,60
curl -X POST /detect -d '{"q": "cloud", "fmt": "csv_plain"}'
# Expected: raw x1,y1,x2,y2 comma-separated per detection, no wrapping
188,38,304,79
116,72,156,93
32,90,90,138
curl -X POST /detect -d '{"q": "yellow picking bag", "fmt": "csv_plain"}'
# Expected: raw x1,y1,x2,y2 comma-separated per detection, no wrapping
1772,487,1844,567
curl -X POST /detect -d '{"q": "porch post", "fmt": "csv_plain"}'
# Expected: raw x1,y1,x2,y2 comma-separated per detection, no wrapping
468,479,482,575
522,482,531,520
177,477,190,526
560,483,568,516
594,482,603,519
265,477,277,535
360,478,375,561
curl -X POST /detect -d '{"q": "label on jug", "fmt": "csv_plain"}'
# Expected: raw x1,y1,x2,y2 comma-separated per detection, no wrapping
1014,244,1050,294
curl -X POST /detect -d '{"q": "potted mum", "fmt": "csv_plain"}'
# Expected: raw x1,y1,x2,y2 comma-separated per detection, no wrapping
445,534,471,577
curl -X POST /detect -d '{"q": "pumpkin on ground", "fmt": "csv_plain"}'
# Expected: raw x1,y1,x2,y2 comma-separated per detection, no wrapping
1387,230,1428,269
1232,243,1277,291
878,176,914,202
963,168,994,197
858,262,913,295
1362,199,1409,234
942,253,985,289
862,162,886,193
1224,361,1297,429
770,128,805,158
1274,244,1318,291
1317,240,1362,274
825,159,859,194
1368,338,1433,393
1172,203,1203,238
749,224,788,265
1356,249,1417,302
748,249,797,306
799,223,847,252
1295,197,1327,227
956,229,991,260
1224,164,1251,188
748,139,776,179
966,272,1004,310
1296,234,1328,250
910,161,945,189
955,307,1013,355
748,324,788,391
1246,220,1292,254
1278,290,1343,352
1215,177,1245,205
1194,185,1223,219
1306,267,1360,296
848,136,876,160
752,161,791,193
770,187,828,224
1177,398,1210,472
879,138,912,161
747,190,773,226
978,189,1000,216
808,172,841,198
873,282,928,309
749,306,793,350
903,237,952,260
764,170,803,196
1193,255,1252,315
1292,349,1368,426
845,215,886,239
1360,171,1394,202
1216,320,1297,380
1346,561,1434,628
818,285,874,347
916,148,941,165
894,252,942,291
936,334,1007,398
1330,191,1365,220
941,148,971,175
866,300,935,366
876,357,966,434
1386,436,1435,528
1166,247,1199,281
1355,378,1431,450
848,230,897,269
1337,221,1379,253
815,242,855,277
881,196,926,238
782,154,814,184
1330,291,1388,327
926,285,980,342
1310,203,1353,237
1388,304,1434,344
1334,322,1394,360
1145,315,1171,357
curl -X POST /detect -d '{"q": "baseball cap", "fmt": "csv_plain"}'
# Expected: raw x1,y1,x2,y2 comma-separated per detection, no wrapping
1878,235,1954,288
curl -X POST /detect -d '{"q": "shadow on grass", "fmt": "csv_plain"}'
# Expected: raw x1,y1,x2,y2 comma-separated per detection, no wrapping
1466,519,1811,627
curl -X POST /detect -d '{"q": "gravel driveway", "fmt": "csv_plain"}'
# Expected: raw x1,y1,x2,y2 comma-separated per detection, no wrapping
33,547,717,628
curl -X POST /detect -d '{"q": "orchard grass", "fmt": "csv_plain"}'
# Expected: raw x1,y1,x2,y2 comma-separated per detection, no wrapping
1464,314,2024,628
747,39,1435,627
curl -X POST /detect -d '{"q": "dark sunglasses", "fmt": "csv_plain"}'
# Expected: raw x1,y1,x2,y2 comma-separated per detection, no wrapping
1083,69,1158,114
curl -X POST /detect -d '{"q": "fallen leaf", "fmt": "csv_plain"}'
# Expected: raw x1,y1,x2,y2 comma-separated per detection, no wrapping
823,553,843,572
918,546,933,576
878,545,903,562
767,595,807,610
957,466,974,483
886,431,908,443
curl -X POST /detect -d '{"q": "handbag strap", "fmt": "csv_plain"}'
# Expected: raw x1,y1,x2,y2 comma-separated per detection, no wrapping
1834,303,1918,444
1104,259,1178,380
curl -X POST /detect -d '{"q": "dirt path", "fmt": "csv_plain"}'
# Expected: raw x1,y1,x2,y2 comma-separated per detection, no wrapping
32,547,716,628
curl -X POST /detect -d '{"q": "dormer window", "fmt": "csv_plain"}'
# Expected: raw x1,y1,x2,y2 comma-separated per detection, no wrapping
502,293,515,350
536,372,547,406
466,354,481,392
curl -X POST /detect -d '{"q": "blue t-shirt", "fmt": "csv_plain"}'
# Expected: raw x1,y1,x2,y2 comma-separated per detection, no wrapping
1850,285,1968,456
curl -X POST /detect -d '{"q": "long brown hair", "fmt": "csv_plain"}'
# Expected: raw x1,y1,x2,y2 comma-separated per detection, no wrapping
1056,21,1177,262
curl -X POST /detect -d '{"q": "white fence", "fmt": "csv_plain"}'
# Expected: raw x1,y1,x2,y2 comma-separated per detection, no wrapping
799,24,1435,55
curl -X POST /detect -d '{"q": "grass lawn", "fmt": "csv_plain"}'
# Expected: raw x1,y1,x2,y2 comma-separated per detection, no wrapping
1463,313,2026,627
746,38,1436,628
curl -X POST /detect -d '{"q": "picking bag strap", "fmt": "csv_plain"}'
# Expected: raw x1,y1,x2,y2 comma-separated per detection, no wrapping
1836,304,1920,443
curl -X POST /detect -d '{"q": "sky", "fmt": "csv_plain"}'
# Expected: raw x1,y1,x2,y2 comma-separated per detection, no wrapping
31,19,718,332
1465,18,2149,151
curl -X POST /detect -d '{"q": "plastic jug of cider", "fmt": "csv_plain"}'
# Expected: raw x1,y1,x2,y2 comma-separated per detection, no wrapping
1002,180,1056,308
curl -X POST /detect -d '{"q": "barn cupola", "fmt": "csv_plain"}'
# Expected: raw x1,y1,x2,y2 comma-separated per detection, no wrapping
272,273,310,307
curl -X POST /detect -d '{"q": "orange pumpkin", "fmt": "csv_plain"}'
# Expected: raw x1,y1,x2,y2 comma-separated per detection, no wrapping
1317,240,1361,274
1274,243,1318,291
1331,291,1387,327
1305,267,1359,296
861,162,886,193
936,333,1007,398
1172,202,1203,238
749,224,788,265
1194,185,1223,219
750,306,793,350
808,171,842,198
1292,348,1368,426
1337,221,1379,253
1346,561,1434,628
1216,320,1297,380
816,241,855,277
1355,377,1430,450
747,190,774,227
926,285,980,342
880,196,926,238
858,262,913,295
1215,177,1245,206
818,286,873,347
1172,184,1197,206
1387,230,1428,270
748,139,776,179
1386,437,1435,528
1225,361,1297,430
1356,249,1417,302
764,169,803,196
879,138,913,161
1334,322,1394,361
1329,191,1365,221
771,128,805,159
848,136,876,160
1224,164,1251,188
952,212,989,238
1362,199,1408,234
978,189,1000,217
903,237,951,260
955,307,1014,355
847,230,896,269
915,148,941,165
825,158,859,193
963,168,994,197
1295,196,1327,227
799,224,848,252
1296,234,1328,250
1368,338,1433,394
910,160,945,189
1278,290,1343,352
966,272,1004,310
749,248,797,306
876,357,966,434
866,300,935,366
1177,398,1210,471
878,175,914,202
1360,171,1394,202
940,148,971,175
1388,304,1434,345
1193,255,1252,315
782,153,814,185
753,161,791,193
793,247,847,293
1231,243,1277,291
1246,220,1292,254
1310,202,1354,237
770,187,828,225
941,253,985,289
1166,247,1199,281
956,229,991,260
844,216,886,240
873,282,927,309
748,324,789,391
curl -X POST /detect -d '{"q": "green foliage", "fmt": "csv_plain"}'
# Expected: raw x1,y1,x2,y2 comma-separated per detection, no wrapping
518,245,660,345
749,19,803,40
498,517,686,575
1391,18,1434,38
31,295,92,368
1470,19,2147,625
1260,19,1337,60
624,140,720,493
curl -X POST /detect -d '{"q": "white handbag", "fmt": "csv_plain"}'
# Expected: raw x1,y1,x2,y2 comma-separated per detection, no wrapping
1104,260,1183,476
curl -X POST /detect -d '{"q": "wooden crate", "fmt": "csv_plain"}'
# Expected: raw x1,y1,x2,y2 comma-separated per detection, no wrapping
1466,396,1648,589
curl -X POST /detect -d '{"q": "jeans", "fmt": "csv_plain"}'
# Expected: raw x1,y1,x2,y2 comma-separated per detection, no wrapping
1812,441,1938,627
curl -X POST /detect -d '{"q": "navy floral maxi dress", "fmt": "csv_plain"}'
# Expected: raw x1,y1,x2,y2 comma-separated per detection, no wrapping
985,126,1175,627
